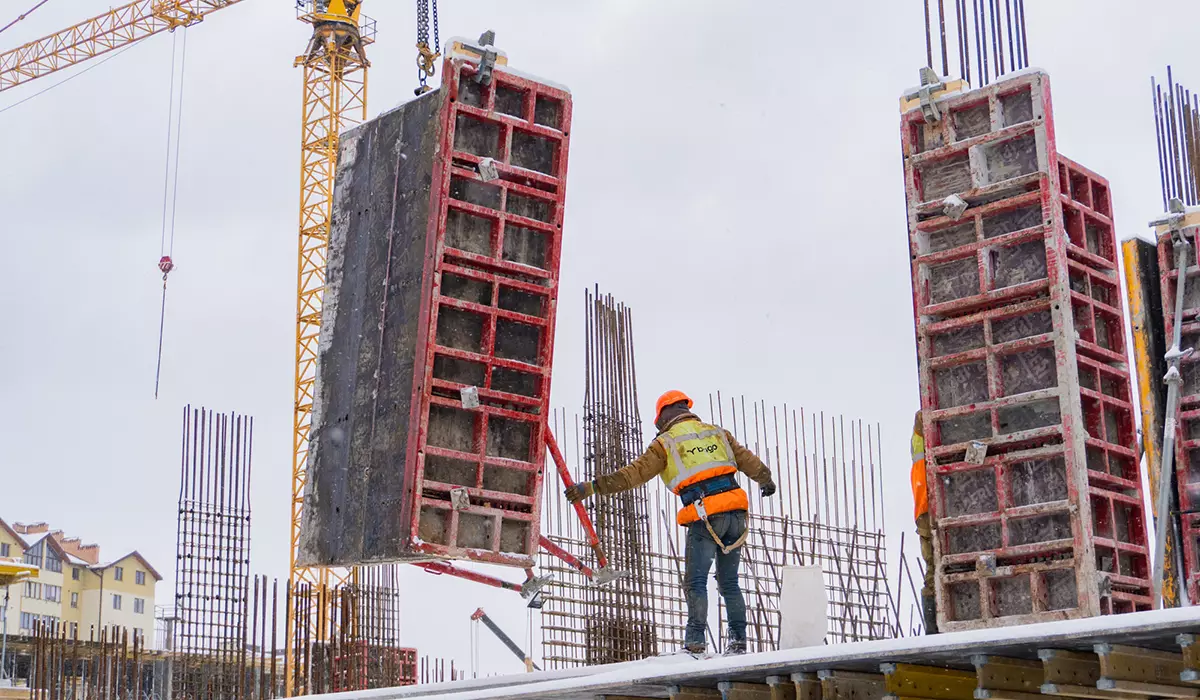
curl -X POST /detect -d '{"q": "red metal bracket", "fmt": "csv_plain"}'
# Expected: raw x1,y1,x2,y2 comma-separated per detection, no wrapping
538,535,594,579
544,427,610,570
415,561,523,593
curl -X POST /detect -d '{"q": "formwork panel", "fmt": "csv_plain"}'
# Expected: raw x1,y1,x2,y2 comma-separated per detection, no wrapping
300,49,572,569
901,70,1151,631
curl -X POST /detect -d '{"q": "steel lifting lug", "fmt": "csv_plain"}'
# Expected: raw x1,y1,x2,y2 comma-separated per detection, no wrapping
471,30,498,85
903,67,946,123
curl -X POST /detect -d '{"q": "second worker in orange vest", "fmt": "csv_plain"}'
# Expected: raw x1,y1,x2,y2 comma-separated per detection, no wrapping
566,390,776,656
911,409,938,634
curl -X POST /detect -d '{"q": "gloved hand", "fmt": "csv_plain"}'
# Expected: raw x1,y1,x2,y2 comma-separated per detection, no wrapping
761,480,777,498
565,480,596,504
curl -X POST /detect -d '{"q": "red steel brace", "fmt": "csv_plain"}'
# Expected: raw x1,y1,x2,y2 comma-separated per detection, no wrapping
537,535,594,579
415,561,523,593
415,538,597,596
544,426,611,570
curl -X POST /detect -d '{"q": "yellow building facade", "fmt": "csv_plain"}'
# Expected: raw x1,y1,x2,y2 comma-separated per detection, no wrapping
0,519,161,647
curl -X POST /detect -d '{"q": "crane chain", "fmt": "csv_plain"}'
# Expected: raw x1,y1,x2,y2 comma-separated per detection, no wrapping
431,0,439,51
415,0,440,92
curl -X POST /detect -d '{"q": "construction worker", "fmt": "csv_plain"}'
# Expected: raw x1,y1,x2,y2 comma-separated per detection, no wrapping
911,409,938,634
566,390,776,656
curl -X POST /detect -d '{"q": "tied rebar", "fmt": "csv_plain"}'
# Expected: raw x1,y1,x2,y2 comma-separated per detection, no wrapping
1153,68,1200,210
922,0,1029,86
581,287,657,664
173,406,254,700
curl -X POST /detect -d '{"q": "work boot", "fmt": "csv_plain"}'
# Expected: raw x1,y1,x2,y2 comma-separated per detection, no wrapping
922,593,939,635
682,642,706,656
724,638,747,656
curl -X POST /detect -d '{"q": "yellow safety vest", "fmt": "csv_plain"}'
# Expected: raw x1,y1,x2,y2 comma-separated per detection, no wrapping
658,420,747,525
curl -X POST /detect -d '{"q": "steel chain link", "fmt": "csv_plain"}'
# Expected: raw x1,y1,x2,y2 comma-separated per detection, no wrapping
415,0,441,90
416,0,429,46
431,0,439,51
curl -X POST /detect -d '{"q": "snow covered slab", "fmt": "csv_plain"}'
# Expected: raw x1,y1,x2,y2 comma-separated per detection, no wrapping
313,608,1200,699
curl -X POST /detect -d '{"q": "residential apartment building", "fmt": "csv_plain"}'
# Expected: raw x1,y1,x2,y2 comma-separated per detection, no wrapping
0,519,161,647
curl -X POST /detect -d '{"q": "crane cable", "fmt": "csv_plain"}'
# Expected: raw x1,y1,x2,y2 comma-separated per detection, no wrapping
0,0,52,37
154,27,188,399
414,0,440,93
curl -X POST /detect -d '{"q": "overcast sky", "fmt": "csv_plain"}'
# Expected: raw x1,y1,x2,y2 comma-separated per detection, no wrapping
1,0,1196,677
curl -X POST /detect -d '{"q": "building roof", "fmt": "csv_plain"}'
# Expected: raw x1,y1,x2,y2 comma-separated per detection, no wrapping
0,518,28,550
90,551,163,582
22,532,72,562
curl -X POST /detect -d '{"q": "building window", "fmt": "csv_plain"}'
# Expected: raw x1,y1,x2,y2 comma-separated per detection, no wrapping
70,592,79,608
133,598,145,614
114,566,124,581
23,551,40,567
0,543,9,557
44,584,61,603
112,594,122,610
45,554,62,573
24,581,41,599
135,571,146,585
19,612,35,630
72,567,80,581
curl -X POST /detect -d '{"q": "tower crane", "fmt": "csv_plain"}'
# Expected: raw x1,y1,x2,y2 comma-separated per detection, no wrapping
1,2,622,690
0,1,371,693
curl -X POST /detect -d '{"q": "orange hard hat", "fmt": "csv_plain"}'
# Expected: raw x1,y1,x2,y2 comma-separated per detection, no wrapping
655,390,693,421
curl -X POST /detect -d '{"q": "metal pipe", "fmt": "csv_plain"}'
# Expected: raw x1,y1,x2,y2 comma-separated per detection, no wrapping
1154,219,1191,605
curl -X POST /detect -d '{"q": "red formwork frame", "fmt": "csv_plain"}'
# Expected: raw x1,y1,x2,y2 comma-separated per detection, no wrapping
900,70,1152,631
402,50,573,569
1154,215,1200,604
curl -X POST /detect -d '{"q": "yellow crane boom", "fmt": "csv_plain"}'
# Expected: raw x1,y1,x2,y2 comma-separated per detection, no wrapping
0,0,246,93
0,2,373,694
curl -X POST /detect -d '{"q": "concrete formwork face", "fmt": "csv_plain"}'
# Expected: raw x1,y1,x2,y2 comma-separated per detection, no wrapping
300,52,572,569
1154,217,1200,604
900,70,1151,631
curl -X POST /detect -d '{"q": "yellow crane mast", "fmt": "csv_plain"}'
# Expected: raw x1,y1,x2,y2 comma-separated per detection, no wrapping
287,1,371,694
1,2,376,694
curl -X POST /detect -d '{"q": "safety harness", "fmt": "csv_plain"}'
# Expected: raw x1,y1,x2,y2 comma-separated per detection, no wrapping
679,474,749,555
659,419,751,555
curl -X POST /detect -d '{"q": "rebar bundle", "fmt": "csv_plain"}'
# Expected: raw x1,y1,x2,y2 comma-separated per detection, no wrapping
1153,68,1200,209
922,0,1029,86
27,621,166,700
165,407,423,698
169,576,283,700
287,568,415,696
173,406,253,699
580,288,657,663
22,571,441,700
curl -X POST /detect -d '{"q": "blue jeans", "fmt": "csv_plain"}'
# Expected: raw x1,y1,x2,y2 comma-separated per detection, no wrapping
684,510,747,648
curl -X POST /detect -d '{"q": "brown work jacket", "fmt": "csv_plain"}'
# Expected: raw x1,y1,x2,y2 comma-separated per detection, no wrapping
593,412,773,498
